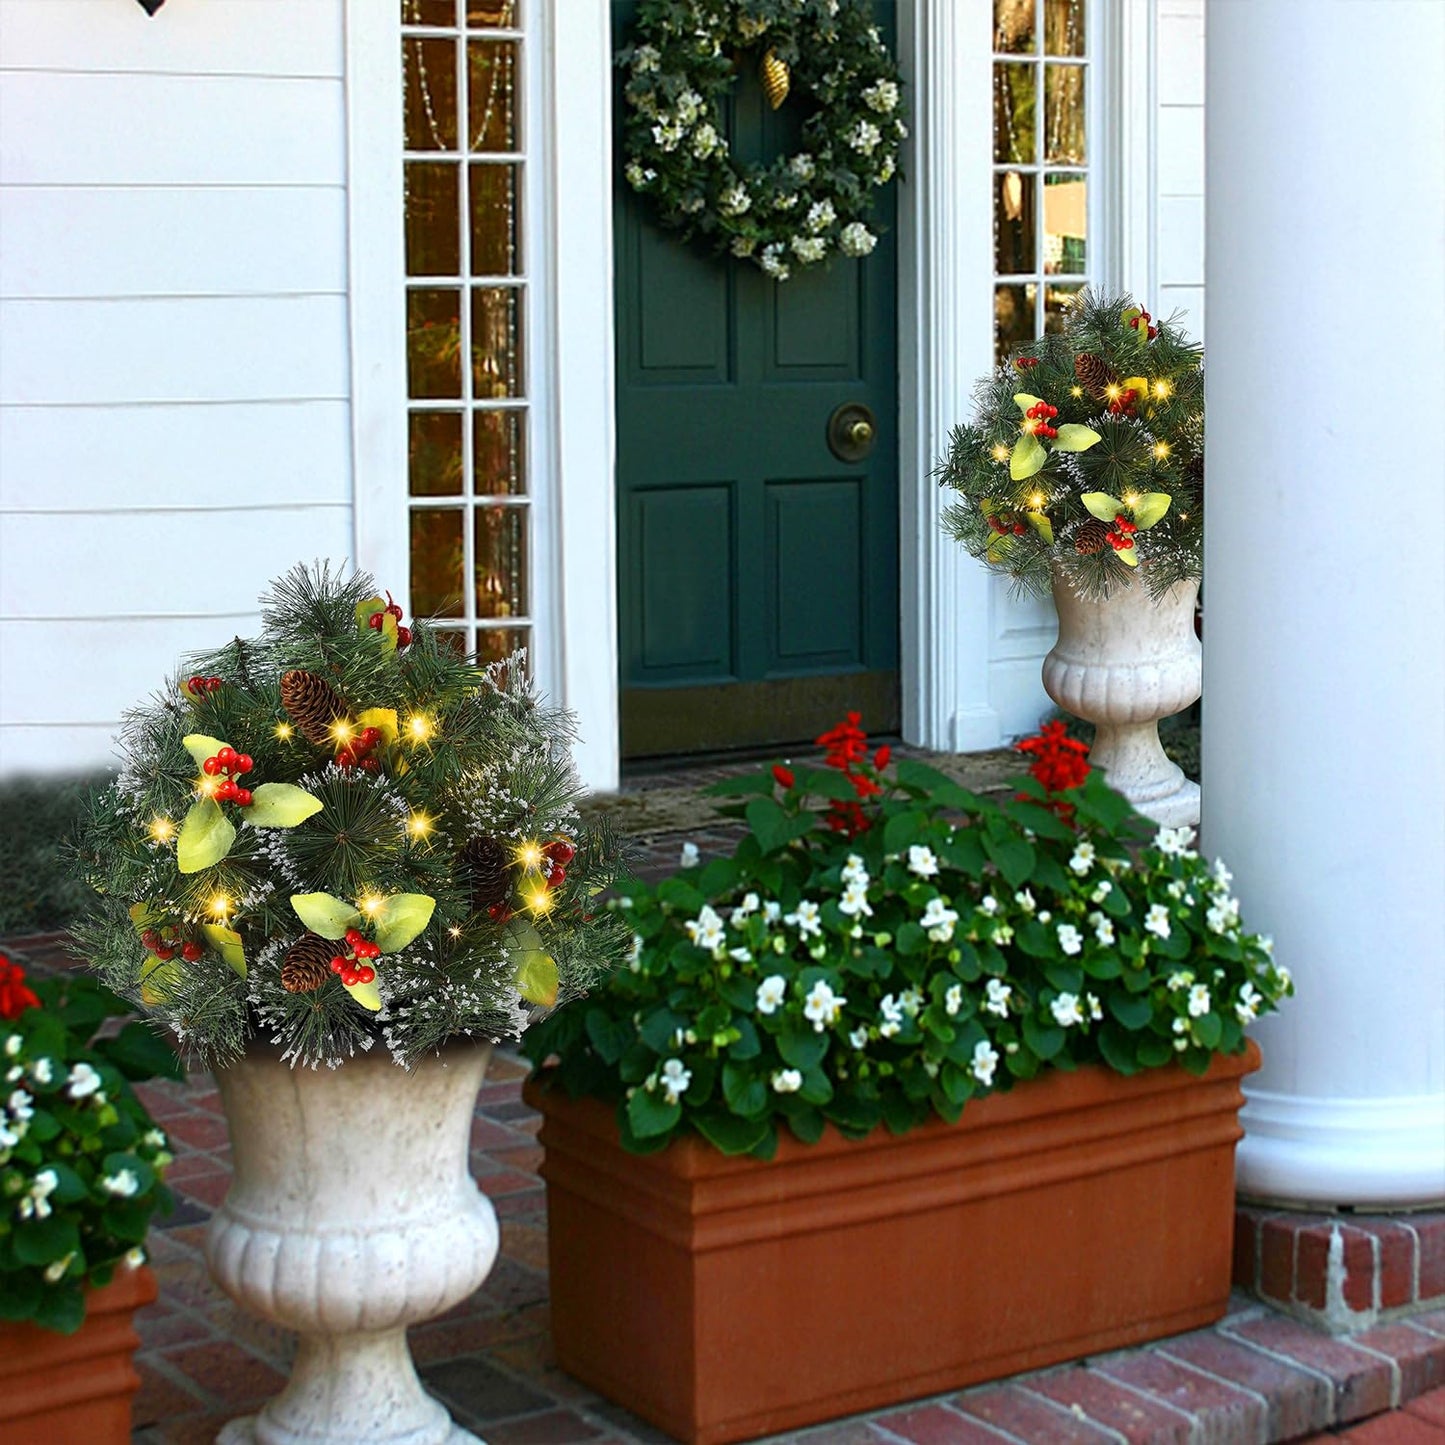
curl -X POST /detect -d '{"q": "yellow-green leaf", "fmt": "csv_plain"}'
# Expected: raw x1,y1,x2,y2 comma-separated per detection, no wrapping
177,797,236,874
129,901,161,937
1116,546,1140,567
1012,392,1043,415
1053,424,1101,453
355,707,400,747
355,596,387,630
342,976,383,1012
182,734,227,770
246,782,323,829
985,532,1014,566
373,893,436,954
1130,492,1172,529
1122,375,1150,396
514,949,558,1008
1010,433,1046,481
138,955,184,1007
201,924,248,979
1025,512,1055,545
291,892,362,940
1082,492,1125,523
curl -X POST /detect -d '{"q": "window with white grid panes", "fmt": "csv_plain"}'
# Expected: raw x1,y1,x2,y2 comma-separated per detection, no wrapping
402,0,529,667
992,0,1091,364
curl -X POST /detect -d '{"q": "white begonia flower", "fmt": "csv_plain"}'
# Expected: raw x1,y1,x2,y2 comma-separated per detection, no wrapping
900,987,924,1016
23,1167,59,1220
719,185,751,216
1037,910,1052,925
1168,970,1194,991
849,119,883,154
0,1121,19,1150
67,1061,104,1100
944,983,964,1017
1087,993,1103,1021
1175,1037,1190,1052
805,199,836,233
693,123,720,157
764,901,783,924
970,1039,1000,1087
785,899,823,939
125,1247,147,1269
734,892,761,921
1166,879,1188,900
841,855,869,885
1207,898,1241,935
1051,992,1086,1028
737,14,768,40
848,1026,869,1050
803,980,846,1032
1153,825,1197,857
676,89,703,124
1014,889,1037,914
8,1088,34,1122
43,1252,75,1284
728,947,752,963
920,898,959,943
771,1068,803,1094
1056,923,1083,957
839,880,874,918
143,1128,168,1151
1173,1016,1189,1035
1144,904,1172,941
862,79,900,113
685,904,727,953
30,1057,54,1085
1089,911,1116,947
1188,984,1212,1018
1212,858,1235,888
626,933,644,971
1261,935,1276,957
1090,879,1113,904
659,1058,692,1105
791,235,827,263
991,923,1014,947
838,222,877,258
3,1035,20,1058
878,993,905,1038
984,978,1012,1017
1069,842,1096,876
624,161,654,189
101,1168,140,1198
679,841,700,869
1235,982,1263,1023
978,895,1000,917
755,975,787,1015
4,1066,19,1084
907,845,940,879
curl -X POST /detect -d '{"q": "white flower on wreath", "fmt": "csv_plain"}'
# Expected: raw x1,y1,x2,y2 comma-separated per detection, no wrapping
790,235,827,264
785,899,822,939
771,1068,803,1094
862,79,900,114
675,89,704,125
736,15,769,41
759,246,791,281
970,1038,1000,1087
624,160,656,190
900,986,924,1016
848,119,883,155
773,191,799,211
978,895,1000,917
685,904,727,953
875,155,897,185
659,1058,692,1104
805,198,836,233
1051,992,1086,1028
731,236,758,258
803,980,846,1032
631,44,661,74
763,900,783,924
679,195,705,214
719,184,751,216
907,845,939,879
920,897,959,943
692,123,721,159
1013,888,1037,915
29,1057,53,1086
7,1088,34,1123
626,933,644,971
652,121,683,153
984,978,1012,1017
756,975,787,1015
733,892,761,922
789,153,817,181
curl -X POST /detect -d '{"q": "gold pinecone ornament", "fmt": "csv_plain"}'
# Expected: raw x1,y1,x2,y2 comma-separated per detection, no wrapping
282,932,338,993
1073,519,1111,555
459,836,512,913
1074,352,1117,403
759,48,790,109
280,669,351,747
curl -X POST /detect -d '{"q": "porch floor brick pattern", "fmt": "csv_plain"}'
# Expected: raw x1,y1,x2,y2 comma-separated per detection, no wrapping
5,740,1444,1444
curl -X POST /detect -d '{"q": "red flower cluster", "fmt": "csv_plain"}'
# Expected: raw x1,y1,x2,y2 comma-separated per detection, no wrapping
0,955,40,1020
815,713,891,837
1016,720,1090,794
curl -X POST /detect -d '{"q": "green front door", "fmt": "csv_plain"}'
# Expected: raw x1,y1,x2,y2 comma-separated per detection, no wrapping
614,5,900,758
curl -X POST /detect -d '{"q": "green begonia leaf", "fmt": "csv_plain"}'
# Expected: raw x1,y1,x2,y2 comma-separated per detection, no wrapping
1130,491,1172,528
181,734,226,770
1081,492,1125,523
245,783,323,829
373,893,435,953
627,1087,681,1139
1009,432,1047,481
201,924,247,978
1052,424,1101,453
291,892,362,940
176,797,235,874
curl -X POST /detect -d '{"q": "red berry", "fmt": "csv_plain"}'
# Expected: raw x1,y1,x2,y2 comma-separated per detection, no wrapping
216,779,239,801
181,941,204,962
203,756,221,775
187,675,204,693
545,839,577,865
547,866,567,890
141,930,161,950
356,965,376,984
1120,535,1135,549
396,626,412,648
487,903,513,923
345,929,365,947
154,945,175,961
1013,522,1027,535
358,941,381,959
368,611,384,630
330,957,346,973
359,757,381,774
336,748,356,770
218,746,236,765
236,753,253,774
360,727,381,747
234,788,253,807
207,676,223,691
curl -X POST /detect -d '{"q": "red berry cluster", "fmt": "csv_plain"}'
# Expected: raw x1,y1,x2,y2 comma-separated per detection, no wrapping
185,675,224,696
1014,356,1040,371
140,926,205,963
1127,309,1159,341
204,746,255,806
1108,512,1139,552
337,726,384,774
988,513,1029,537
329,929,381,987
1025,401,1059,439
366,592,413,649
542,838,576,891
1107,387,1140,416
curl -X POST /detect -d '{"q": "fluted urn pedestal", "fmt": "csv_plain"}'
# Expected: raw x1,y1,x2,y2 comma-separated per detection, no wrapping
1042,571,1201,828
205,1044,497,1445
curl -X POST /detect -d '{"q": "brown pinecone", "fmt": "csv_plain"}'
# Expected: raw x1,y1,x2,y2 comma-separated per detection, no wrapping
1074,351,1116,402
280,669,350,747
281,932,338,993
459,836,512,912
1074,519,1111,555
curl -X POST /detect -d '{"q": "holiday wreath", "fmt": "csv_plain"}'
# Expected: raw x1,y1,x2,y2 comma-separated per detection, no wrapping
619,0,906,281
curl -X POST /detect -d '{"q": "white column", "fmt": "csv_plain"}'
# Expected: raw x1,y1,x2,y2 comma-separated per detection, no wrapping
1204,0,1445,1207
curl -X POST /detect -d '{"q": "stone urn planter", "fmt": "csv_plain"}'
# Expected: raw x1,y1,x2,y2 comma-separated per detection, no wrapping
0,1264,157,1445
205,1044,497,1445
1043,569,1202,827
526,1042,1260,1445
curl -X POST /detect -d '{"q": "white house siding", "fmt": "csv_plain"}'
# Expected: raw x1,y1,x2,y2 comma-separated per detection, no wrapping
0,0,353,778
1155,0,1206,344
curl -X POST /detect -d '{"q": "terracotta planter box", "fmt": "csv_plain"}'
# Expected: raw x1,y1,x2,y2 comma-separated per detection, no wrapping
527,1042,1260,1445
0,1264,157,1445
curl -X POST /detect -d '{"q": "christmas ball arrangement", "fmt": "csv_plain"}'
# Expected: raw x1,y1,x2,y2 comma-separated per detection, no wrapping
70,565,631,1070
936,290,1204,600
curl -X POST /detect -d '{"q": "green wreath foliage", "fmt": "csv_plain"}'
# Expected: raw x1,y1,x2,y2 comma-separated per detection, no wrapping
619,0,907,281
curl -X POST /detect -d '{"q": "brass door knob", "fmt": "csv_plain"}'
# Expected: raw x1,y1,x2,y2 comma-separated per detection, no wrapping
827,402,878,462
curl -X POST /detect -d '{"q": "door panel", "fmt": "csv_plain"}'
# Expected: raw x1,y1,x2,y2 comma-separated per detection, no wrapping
614,1,899,757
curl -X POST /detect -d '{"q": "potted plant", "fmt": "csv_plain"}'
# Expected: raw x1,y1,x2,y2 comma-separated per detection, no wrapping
68,564,630,1445
0,953,179,1445
936,291,1205,824
522,716,1292,1445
